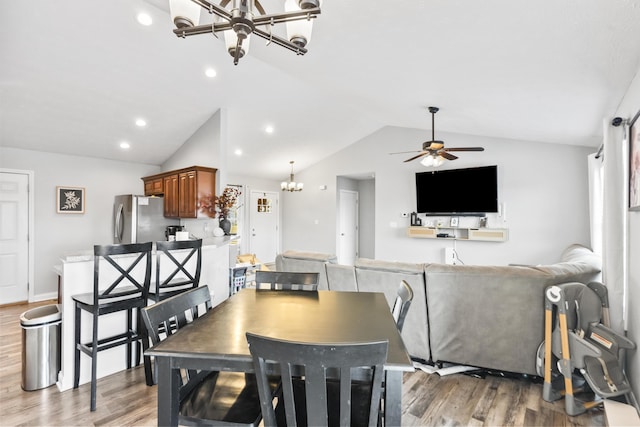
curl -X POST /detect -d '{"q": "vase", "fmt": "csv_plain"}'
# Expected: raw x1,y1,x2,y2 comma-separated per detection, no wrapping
219,218,231,235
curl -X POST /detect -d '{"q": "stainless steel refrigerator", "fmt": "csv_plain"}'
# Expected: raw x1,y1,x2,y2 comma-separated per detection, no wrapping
113,195,179,244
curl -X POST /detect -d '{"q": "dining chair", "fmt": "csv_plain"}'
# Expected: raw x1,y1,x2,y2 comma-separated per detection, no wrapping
149,239,202,303
72,242,153,411
141,286,267,426
391,280,414,333
246,332,388,427
254,271,319,291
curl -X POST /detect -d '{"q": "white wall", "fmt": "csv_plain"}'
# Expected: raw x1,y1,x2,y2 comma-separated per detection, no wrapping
615,67,640,404
282,126,594,266
0,147,160,299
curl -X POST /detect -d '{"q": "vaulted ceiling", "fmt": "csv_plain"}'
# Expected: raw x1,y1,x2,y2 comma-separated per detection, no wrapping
2,0,640,180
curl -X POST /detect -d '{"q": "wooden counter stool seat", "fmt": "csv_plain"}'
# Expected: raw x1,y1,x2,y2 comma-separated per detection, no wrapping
72,242,153,411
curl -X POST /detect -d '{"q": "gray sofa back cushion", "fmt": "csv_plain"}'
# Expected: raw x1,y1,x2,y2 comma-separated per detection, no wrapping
275,251,337,290
355,258,430,362
326,264,358,292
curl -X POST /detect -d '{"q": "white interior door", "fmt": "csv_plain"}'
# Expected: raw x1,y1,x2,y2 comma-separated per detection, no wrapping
0,172,30,304
249,190,279,264
338,189,358,265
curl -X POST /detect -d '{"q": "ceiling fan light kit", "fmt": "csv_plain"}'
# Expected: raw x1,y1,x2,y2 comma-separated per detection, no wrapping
391,106,485,167
169,0,322,65
281,161,304,192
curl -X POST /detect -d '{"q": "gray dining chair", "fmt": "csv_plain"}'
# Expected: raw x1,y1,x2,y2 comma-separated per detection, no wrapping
141,286,266,427
254,271,319,291
246,332,388,427
391,280,414,333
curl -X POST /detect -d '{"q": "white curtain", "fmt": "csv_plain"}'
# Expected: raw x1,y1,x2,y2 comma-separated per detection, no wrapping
602,118,628,332
588,152,603,255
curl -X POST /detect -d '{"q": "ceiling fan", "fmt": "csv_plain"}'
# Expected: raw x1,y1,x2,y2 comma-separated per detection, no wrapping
391,107,485,166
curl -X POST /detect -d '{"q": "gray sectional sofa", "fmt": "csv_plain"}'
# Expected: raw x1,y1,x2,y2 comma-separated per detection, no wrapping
275,244,602,376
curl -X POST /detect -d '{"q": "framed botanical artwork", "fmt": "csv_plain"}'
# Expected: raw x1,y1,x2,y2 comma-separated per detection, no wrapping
56,186,85,214
630,110,640,211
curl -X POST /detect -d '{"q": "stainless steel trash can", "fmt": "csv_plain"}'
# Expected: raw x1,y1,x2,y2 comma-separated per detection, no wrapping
20,304,61,391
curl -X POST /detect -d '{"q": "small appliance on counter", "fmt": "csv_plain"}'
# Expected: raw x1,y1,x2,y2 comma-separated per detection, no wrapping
113,195,179,244
165,225,184,241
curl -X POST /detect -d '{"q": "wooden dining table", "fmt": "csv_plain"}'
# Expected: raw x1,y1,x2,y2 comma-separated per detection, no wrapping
146,288,415,426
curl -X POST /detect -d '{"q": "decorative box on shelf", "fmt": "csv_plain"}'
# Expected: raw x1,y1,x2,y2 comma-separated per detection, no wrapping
406,226,508,242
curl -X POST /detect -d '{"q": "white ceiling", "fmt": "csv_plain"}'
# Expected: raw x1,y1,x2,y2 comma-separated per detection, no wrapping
2,0,640,181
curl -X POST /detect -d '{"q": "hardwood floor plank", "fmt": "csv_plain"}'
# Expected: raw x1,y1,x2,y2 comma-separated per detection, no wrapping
1,302,607,426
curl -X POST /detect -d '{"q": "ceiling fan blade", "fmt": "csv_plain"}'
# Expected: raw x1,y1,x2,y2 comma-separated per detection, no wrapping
439,151,458,161
404,152,428,162
389,150,422,155
443,147,485,152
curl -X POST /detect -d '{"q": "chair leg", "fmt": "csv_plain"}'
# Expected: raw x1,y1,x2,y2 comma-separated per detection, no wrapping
126,309,133,369
74,303,81,389
90,312,98,412
139,309,154,386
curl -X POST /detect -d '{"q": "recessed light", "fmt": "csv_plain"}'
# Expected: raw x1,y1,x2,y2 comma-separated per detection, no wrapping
205,68,217,78
137,13,152,26
120,141,131,149
234,149,243,156
135,118,147,127
265,125,274,134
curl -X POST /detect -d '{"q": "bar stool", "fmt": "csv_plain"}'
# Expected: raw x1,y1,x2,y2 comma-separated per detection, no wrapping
148,239,202,303
72,242,152,411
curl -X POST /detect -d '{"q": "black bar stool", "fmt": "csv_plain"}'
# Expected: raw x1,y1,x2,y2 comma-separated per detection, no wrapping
72,242,152,411
149,239,202,303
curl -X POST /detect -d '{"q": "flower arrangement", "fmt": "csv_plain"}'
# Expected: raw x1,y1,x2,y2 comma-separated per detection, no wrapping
215,186,240,219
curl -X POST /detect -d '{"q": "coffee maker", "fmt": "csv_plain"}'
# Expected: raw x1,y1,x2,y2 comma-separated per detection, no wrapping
165,225,184,241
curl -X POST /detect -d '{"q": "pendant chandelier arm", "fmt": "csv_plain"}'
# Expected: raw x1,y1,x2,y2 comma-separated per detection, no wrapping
253,27,307,54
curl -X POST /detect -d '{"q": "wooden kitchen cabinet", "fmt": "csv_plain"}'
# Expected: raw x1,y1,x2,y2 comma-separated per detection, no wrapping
143,177,164,196
163,174,179,217
142,166,217,219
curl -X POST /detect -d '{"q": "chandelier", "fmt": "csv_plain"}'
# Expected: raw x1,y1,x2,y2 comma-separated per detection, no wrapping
169,0,322,65
281,161,303,192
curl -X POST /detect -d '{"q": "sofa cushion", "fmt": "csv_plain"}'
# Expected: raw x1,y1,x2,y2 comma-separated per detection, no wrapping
354,258,430,362
355,258,424,274
276,251,337,290
325,264,358,292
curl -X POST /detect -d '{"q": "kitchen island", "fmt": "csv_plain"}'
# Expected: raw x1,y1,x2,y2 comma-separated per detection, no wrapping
55,236,235,392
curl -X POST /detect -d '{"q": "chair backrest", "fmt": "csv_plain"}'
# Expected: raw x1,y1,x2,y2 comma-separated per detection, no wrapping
246,332,388,427
391,280,414,333
254,271,319,291
141,285,211,345
93,242,152,305
154,239,202,301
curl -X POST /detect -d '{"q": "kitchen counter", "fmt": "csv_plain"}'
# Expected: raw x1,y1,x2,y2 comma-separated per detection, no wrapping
60,235,237,263
55,237,234,392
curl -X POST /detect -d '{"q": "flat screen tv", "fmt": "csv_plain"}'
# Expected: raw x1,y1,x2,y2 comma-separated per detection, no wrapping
416,165,498,216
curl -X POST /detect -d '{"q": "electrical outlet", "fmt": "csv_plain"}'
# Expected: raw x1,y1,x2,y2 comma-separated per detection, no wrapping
444,248,456,265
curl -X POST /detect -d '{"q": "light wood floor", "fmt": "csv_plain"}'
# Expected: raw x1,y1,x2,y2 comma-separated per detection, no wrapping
1,301,605,426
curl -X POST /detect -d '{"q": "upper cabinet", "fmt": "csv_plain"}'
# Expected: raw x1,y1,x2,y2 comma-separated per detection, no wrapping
142,166,217,219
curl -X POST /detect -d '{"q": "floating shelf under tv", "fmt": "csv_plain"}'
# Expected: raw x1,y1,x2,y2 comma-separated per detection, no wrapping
406,227,509,242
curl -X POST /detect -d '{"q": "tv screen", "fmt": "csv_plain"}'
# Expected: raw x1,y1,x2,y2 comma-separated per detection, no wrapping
415,165,498,216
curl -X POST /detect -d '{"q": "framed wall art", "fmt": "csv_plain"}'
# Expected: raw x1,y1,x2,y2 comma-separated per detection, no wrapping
57,186,85,214
630,110,640,211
